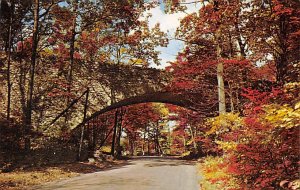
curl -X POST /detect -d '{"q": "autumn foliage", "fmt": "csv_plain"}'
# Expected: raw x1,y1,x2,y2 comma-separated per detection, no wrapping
0,0,299,189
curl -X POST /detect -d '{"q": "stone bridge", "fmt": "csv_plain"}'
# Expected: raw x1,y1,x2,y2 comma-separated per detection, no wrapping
74,63,218,128
53,63,218,130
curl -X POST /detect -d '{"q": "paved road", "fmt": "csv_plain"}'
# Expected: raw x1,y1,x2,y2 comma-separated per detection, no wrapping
31,158,200,190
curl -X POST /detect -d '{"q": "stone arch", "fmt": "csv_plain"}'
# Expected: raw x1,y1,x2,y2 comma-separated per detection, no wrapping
78,92,197,127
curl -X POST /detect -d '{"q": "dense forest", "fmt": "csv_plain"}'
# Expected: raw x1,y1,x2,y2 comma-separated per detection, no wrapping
0,0,299,189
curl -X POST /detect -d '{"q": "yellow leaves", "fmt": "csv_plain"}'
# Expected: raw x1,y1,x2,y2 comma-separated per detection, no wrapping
120,47,127,54
152,103,169,117
134,59,144,64
262,103,300,129
181,151,191,157
206,113,243,135
198,156,239,190
128,58,146,65
74,41,80,49
40,48,54,57
284,82,300,93
201,156,226,178
215,140,237,152
100,146,111,153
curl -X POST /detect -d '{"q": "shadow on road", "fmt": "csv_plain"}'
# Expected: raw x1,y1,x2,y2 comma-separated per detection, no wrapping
144,160,195,167
128,156,196,167
25,160,135,175
99,161,135,172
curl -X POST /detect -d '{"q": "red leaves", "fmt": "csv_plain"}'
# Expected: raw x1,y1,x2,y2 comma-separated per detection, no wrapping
227,126,300,189
244,117,263,130
227,163,240,175
242,88,268,104
73,52,81,60
16,37,33,53
241,87,282,115
213,85,300,189
47,37,56,45
222,59,250,66
173,80,195,90
122,103,161,131
47,89,72,98
273,0,294,16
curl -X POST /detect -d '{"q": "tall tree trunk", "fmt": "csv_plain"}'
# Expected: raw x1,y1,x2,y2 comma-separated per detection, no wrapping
183,136,186,152
111,109,118,157
189,127,197,153
25,0,39,151
155,127,159,155
78,88,89,160
216,30,226,115
234,10,248,88
234,11,246,58
128,134,134,156
142,128,146,156
168,126,171,153
228,81,234,112
276,14,289,84
116,110,124,158
132,138,135,156
91,123,96,151
6,2,13,124
65,2,77,124
217,62,226,114
116,125,122,157
147,125,150,155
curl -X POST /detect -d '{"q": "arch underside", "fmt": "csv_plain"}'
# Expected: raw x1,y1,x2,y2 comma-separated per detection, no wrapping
78,91,208,128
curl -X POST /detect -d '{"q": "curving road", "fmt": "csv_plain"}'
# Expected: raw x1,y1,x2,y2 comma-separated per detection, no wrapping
31,157,200,190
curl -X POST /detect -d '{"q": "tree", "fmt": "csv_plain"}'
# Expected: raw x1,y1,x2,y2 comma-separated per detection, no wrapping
1,0,32,125
119,103,167,156
242,0,300,84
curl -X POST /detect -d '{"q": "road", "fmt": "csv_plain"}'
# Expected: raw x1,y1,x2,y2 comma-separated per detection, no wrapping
31,157,200,190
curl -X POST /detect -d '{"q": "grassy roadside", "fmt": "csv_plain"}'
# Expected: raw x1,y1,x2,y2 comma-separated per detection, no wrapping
0,160,127,190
